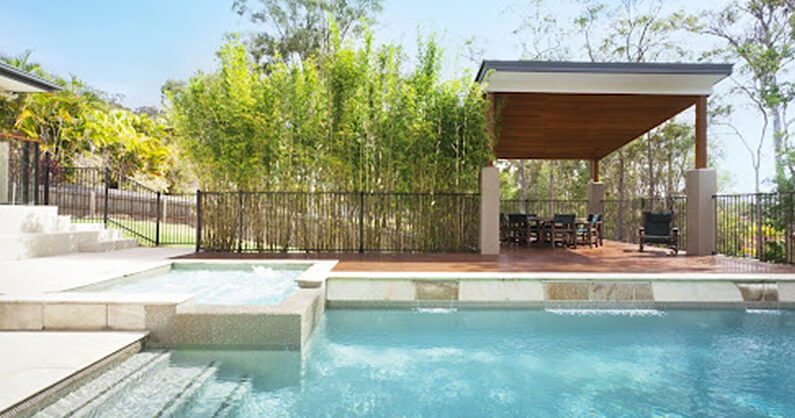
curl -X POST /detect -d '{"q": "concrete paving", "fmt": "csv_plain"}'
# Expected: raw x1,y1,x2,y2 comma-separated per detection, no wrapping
0,247,192,294
0,331,147,413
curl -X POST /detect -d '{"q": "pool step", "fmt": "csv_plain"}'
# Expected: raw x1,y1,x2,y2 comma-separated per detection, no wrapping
85,360,218,417
173,377,251,417
33,350,171,418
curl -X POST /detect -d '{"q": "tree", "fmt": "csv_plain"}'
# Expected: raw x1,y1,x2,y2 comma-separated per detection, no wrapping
694,0,794,192
166,30,492,193
231,0,383,67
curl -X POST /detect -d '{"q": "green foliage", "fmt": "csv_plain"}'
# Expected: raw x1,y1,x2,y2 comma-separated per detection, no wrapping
694,0,794,192
0,54,175,189
167,30,493,192
232,0,383,66
505,0,702,205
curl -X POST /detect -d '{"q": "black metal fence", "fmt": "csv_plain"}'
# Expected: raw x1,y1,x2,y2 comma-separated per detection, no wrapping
196,191,480,253
714,193,795,264
2,142,196,247
602,196,687,244
4,139,42,205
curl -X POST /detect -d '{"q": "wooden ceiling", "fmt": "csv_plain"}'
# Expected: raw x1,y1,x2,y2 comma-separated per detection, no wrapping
494,93,700,160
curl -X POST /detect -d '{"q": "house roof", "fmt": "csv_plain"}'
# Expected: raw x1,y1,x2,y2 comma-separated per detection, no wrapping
476,60,732,96
0,61,62,93
475,60,733,160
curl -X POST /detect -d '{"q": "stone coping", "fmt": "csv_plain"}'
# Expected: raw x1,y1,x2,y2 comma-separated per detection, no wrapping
325,277,795,309
0,293,195,305
327,271,795,282
59,259,338,294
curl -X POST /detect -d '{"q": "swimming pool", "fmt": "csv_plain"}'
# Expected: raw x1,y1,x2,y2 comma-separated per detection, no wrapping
46,309,795,416
71,263,307,305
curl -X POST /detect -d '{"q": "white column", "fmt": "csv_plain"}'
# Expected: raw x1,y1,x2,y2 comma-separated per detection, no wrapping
479,166,500,255
686,169,716,256
587,181,605,215
0,142,8,204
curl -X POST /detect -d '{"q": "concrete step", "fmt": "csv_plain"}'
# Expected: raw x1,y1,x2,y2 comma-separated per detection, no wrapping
56,215,72,232
78,238,138,253
0,205,60,234
0,228,129,261
34,351,171,418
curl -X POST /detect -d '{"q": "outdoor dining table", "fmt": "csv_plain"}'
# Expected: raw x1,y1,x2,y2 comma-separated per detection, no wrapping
526,216,586,248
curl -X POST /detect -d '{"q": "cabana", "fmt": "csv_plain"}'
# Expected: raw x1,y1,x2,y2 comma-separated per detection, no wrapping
475,60,732,256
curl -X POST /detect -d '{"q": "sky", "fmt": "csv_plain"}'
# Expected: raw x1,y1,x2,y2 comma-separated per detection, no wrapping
0,0,768,193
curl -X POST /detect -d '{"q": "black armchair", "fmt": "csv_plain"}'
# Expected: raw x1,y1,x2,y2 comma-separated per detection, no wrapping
639,211,679,255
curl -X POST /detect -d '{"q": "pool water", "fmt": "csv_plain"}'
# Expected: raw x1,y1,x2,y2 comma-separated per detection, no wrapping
159,309,795,417
73,263,305,305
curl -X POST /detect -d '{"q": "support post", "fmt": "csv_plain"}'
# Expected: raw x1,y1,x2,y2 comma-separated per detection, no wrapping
587,181,605,216
590,159,600,183
587,158,604,216
695,96,707,169
686,170,717,255
479,166,500,255
687,95,715,255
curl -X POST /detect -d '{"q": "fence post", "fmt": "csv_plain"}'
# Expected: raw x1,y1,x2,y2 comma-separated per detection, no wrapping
103,167,110,227
713,194,717,255
43,151,50,205
33,143,40,205
359,191,364,253
790,193,794,263
155,191,161,246
237,191,243,253
195,190,202,253
756,194,763,261
21,141,29,204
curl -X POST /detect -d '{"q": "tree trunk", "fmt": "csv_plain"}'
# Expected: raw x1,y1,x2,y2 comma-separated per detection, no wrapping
772,107,786,189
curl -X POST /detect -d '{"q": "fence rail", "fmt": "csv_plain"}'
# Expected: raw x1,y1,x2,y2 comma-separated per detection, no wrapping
197,191,480,253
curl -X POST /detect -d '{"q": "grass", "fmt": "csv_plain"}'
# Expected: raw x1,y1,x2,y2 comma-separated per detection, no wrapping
73,218,195,246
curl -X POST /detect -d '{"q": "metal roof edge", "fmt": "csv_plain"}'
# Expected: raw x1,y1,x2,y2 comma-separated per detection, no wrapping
475,60,733,83
0,61,62,92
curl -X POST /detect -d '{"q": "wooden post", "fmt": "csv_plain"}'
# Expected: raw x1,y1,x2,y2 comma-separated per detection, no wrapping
695,96,708,169
590,159,600,182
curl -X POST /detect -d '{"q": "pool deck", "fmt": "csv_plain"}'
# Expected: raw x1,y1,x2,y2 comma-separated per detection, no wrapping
0,247,192,294
0,331,146,415
185,241,795,275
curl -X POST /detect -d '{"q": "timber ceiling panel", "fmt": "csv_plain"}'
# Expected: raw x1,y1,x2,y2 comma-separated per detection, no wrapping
494,93,699,160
